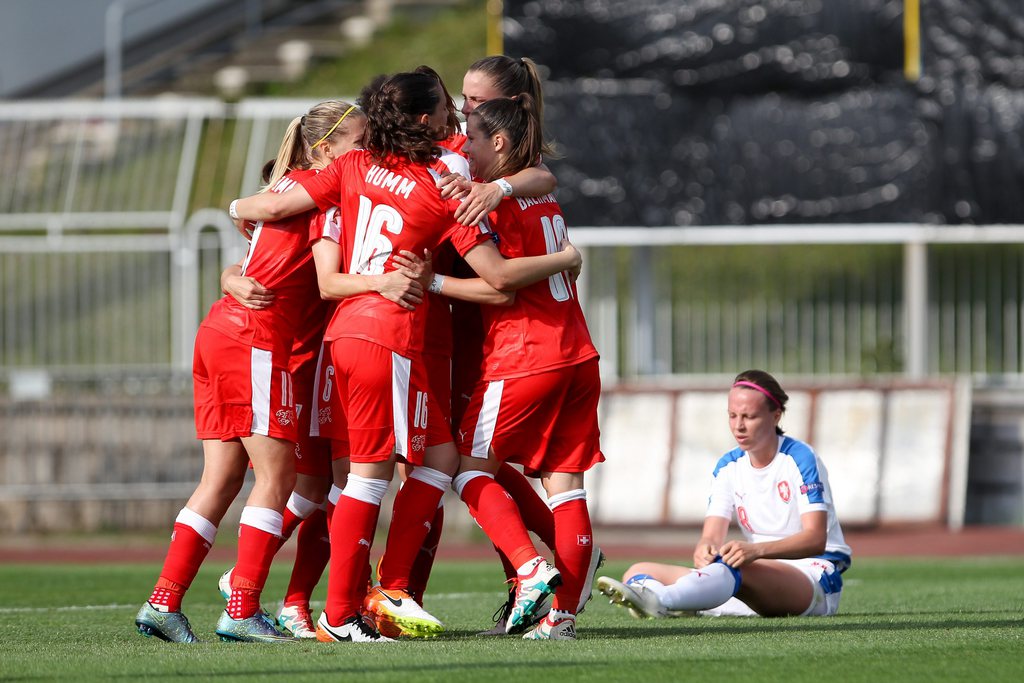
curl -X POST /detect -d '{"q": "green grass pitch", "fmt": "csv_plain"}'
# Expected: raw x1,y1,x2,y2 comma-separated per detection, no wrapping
1,556,1021,681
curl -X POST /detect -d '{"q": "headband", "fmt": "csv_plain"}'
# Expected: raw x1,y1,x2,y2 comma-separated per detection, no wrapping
733,381,782,409
311,105,357,150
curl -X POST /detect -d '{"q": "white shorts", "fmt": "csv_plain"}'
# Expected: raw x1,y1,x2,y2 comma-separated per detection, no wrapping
784,557,843,616
698,557,843,617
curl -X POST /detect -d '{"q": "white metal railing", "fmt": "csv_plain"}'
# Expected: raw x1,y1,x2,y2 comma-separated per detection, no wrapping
572,226,1024,380
2,98,1024,380
3,98,1024,527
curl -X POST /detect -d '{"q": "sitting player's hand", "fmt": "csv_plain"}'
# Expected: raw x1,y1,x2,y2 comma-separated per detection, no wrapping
717,541,760,569
693,542,718,569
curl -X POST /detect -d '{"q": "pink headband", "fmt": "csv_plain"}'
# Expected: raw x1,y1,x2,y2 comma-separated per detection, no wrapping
733,381,782,409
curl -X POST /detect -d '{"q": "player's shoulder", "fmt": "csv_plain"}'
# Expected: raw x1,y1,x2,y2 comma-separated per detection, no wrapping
778,436,822,477
271,168,316,193
430,147,471,181
285,168,317,181
333,147,369,170
778,435,816,463
712,447,746,477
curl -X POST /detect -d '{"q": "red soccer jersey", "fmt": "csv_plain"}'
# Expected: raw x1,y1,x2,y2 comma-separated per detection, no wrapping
203,169,323,354
298,148,490,356
440,131,467,155
480,193,599,380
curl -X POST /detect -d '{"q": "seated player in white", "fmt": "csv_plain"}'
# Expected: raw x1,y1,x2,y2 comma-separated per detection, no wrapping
598,369,852,618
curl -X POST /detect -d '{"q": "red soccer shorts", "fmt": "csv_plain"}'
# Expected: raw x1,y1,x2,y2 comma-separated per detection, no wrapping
456,357,605,475
423,350,454,446
291,348,331,477
192,324,297,442
313,337,430,464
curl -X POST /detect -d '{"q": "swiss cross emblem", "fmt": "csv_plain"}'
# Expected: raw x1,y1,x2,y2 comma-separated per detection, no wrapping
778,481,791,502
577,535,592,546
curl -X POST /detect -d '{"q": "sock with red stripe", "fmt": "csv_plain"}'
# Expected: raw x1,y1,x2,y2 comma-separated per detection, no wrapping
493,463,555,580
497,463,555,548
323,475,389,624
282,504,331,608
279,491,319,547
378,467,450,593
408,501,444,602
149,508,217,612
548,490,593,614
454,471,538,569
228,506,283,620
325,484,343,533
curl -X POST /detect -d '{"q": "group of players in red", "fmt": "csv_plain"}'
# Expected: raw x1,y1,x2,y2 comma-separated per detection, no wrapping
135,56,604,644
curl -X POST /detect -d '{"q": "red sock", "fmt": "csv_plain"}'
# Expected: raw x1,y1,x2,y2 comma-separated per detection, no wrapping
280,505,303,541
283,507,330,607
229,523,280,619
550,498,593,614
378,478,445,592
494,541,517,581
324,496,380,622
408,504,444,602
495,462,557,572
149,521,213,612
460,475,538,569
325,500,336,533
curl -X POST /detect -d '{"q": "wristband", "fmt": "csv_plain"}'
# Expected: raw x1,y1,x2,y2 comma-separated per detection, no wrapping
492,177,514,197
428,273,445,294
229,199,240,220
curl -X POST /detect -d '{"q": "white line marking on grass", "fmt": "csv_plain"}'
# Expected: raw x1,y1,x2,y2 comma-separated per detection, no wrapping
0,593,487,614
0,603,136,614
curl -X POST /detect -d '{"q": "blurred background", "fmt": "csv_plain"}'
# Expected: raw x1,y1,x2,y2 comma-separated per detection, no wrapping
0,0,1021,540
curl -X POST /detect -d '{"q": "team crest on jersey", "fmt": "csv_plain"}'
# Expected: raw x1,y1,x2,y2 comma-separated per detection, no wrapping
276,408,295,426
318,407,332,424
411,434,426,452
778,481,791,502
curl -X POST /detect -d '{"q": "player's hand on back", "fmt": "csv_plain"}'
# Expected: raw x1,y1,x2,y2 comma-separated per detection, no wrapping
437,172,472,201
225,275,274,310
375,269,425,310
560,238,583,281
454,181,503,226
392,249,433,289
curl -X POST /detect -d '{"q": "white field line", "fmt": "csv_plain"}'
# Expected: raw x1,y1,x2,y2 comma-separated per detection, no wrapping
0,592,486,614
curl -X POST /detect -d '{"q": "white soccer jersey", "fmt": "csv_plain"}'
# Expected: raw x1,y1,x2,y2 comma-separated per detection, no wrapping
706,435,852,569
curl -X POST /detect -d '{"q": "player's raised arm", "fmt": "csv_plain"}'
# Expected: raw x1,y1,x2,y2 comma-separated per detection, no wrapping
230,184,317,224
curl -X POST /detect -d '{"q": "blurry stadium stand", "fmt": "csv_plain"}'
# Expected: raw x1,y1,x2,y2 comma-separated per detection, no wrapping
2,1,1024,532
504,0,1024,226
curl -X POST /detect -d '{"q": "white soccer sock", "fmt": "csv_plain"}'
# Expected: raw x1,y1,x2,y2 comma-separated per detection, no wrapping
175,507,217,545
642,562,740,612
328,484,344,506
285,491,319,519
343,474,390,506
239,506,284,537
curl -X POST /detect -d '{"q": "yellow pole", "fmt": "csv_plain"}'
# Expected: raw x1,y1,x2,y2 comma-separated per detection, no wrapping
487,0,504,56
904,0,921,81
